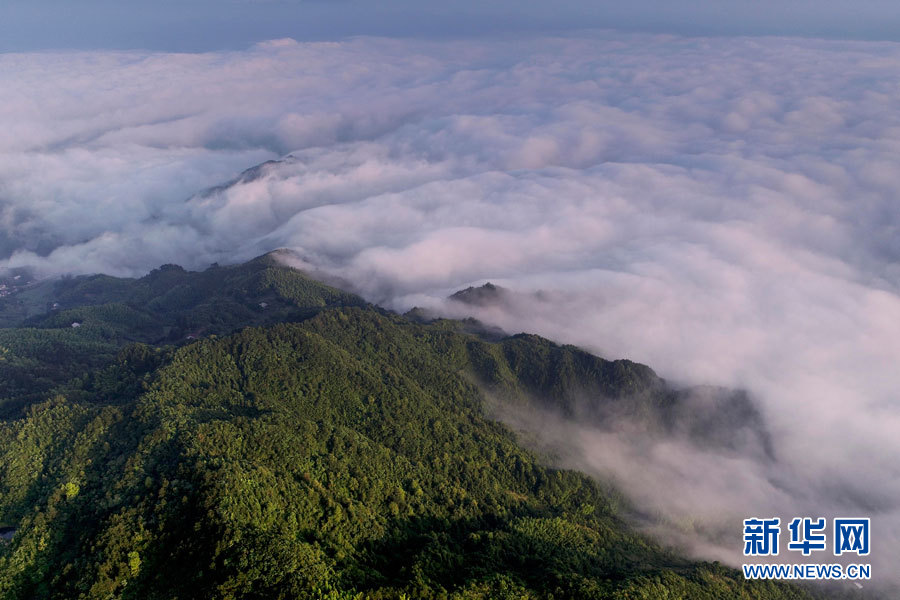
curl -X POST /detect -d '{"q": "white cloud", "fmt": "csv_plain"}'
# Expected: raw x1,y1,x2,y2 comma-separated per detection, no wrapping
3,31,900,590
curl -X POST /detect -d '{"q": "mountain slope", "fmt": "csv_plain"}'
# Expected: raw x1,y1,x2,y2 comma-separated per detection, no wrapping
0,251,364,418
0,256,815,599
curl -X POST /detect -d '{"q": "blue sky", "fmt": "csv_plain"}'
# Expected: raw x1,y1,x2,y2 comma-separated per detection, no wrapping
4,0,900,51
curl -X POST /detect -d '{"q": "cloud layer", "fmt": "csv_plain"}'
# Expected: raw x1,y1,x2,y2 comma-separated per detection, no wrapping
3,32,900,590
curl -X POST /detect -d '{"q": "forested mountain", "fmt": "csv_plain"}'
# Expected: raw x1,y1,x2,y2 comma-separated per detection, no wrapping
0,251,362,418
0,254,820,598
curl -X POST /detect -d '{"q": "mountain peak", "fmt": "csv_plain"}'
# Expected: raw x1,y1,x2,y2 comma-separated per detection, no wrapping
448,282,508,307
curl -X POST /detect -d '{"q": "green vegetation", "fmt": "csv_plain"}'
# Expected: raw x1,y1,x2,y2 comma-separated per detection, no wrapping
0,253,363,418
0,254,819,598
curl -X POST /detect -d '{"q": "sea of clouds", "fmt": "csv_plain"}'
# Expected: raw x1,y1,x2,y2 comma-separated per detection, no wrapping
2,32,900,590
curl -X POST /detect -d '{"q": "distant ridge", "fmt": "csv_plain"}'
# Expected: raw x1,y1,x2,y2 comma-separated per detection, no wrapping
448,282,509,307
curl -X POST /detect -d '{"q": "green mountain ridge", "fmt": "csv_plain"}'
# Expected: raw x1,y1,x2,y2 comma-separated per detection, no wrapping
0,251,364,417
0,253,826,598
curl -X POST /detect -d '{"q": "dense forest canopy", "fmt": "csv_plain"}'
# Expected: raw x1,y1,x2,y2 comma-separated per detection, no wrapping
0,254,829,598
